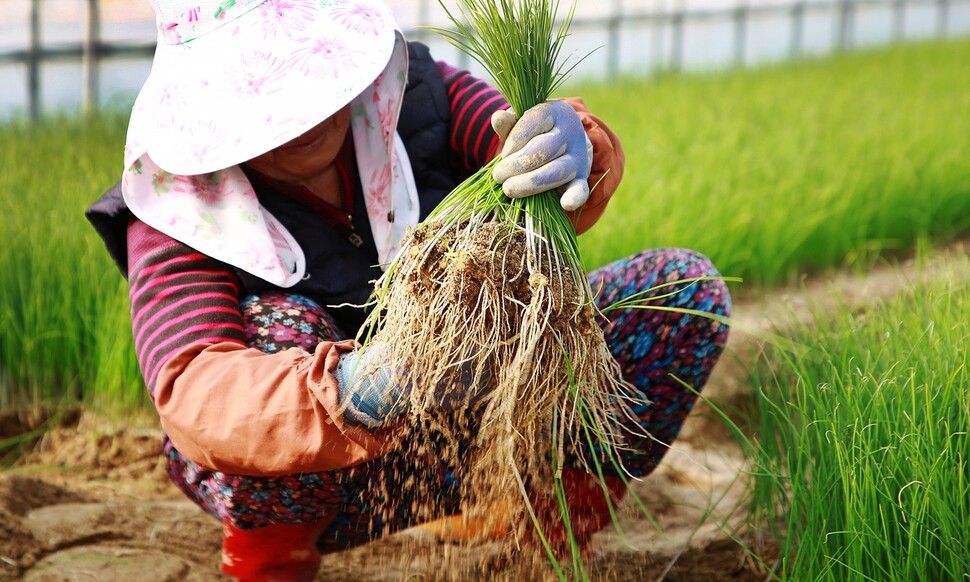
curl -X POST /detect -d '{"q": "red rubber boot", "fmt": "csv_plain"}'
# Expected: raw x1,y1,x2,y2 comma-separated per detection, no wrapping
528,468,627,561
221,521,330,582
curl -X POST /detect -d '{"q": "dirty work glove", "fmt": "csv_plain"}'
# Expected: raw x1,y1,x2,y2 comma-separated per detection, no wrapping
334,346,491,428
333,345,409,429
491,101,593,212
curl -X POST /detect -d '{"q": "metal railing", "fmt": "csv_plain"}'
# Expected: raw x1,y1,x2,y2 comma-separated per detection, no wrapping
0,0,967,119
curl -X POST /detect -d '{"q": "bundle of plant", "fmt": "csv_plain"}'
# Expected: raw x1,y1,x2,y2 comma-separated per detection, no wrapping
359,0,641,540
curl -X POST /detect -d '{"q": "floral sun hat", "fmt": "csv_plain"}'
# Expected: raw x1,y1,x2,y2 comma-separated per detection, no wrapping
129,0,399,175
122,0,420,287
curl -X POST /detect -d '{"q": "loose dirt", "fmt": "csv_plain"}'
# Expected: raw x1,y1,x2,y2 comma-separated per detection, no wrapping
1,240,966,581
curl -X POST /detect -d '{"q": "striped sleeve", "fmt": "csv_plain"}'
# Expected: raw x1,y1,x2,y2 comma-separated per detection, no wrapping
438,61,509,174
125,219,395,475
126,219,245,397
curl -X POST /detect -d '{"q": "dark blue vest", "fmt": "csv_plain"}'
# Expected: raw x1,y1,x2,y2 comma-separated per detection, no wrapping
87,41,462,336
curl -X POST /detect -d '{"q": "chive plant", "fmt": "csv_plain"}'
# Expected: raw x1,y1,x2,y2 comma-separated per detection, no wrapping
749,257,970,580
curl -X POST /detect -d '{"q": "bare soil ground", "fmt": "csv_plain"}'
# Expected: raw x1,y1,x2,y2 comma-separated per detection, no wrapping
1,240,966,581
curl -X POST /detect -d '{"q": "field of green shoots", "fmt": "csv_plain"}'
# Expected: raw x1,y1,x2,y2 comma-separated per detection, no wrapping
572,39,970,283
0,115,144,410
748,255,969,580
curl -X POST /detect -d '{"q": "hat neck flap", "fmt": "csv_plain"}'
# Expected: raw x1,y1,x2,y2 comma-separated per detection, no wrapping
348,33,419,268
121,33,417,288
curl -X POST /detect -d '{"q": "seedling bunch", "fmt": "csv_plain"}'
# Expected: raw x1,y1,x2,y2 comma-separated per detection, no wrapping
359,0,638,558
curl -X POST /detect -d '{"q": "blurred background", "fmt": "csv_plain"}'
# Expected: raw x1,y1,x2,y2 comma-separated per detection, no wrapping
1,0,969,119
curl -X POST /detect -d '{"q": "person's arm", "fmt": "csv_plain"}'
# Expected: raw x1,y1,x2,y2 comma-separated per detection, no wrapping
127,219,398,476
438,63,624,234
438,62,508,175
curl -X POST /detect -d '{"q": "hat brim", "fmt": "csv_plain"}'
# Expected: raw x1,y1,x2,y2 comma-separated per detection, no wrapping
129,1,398,176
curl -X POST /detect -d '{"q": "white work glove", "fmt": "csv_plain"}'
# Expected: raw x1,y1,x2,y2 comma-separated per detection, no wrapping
334,345,489,428
491,101,594,212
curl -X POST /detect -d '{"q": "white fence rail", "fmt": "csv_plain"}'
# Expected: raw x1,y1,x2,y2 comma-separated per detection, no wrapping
0,0,967,119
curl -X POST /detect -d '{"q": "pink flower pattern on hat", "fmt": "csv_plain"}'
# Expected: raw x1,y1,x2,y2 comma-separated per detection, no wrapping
368,164,391,210
181,120,232,169
258,0,315,37
228,51,286,98
333,4,385,35
291,36,358,79
192,173,234,205
378,100,395,141
155,0,266,45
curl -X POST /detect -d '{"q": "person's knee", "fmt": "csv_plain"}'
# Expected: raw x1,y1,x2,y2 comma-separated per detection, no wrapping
239,292,344,352
664,248,733,321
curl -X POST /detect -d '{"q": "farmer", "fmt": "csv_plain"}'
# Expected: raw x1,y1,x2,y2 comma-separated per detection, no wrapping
86,0,731,579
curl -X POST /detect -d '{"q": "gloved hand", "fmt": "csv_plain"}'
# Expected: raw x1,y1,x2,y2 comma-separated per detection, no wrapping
334,345,408,429
333,345,491,428
491,100,594,212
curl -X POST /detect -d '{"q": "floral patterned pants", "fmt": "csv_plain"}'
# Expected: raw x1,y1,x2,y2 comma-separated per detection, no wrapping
163,247,732,553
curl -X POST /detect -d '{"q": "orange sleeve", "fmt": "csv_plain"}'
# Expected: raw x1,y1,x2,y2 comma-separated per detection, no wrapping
560,96,626,235
153,340,401,476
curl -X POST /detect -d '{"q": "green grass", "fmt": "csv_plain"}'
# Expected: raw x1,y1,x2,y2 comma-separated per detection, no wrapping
571,38,970,285
1,38,969,410
747,253,970,580
0,115,144,410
